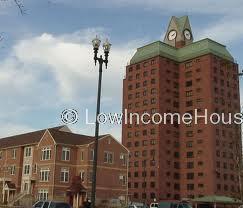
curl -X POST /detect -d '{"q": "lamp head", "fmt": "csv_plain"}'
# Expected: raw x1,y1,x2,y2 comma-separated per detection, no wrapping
92,35,101,50
103,39,111,53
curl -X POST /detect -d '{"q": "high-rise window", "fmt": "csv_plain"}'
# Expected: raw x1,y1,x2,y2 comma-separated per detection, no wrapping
186,80,192,87
186,90,193,97
187,184,194,190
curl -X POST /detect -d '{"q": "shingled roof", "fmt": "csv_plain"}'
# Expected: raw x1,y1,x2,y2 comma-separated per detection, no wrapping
0,126,108,149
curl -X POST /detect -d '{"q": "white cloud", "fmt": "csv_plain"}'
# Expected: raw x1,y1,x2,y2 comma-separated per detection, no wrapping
196,16,243,44
0,27,142,138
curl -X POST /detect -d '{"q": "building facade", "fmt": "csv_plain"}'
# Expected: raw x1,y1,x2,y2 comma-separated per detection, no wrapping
0,126,129,206
122,16,242,203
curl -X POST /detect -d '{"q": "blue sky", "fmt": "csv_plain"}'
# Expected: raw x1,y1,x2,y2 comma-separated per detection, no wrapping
0,0,243,140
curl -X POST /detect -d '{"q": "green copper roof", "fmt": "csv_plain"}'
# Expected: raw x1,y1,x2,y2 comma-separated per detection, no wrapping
130,38,234,64
192,195,242,204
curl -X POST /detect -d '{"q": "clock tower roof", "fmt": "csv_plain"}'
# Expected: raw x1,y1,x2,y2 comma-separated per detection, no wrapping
164,15,193,48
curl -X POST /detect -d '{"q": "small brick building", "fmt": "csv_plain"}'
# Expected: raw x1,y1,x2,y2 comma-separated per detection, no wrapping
0,126,129,206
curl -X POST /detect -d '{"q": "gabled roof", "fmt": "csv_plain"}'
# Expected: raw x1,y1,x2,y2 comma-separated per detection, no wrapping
0,126,64,149
0,125,109,149
48,128,107,146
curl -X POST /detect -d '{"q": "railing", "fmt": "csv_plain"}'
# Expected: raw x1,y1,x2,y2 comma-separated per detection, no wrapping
8,192,27,207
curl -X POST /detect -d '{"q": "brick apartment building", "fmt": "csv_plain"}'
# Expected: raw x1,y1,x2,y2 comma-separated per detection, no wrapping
122,16,242,203
0,126,129,206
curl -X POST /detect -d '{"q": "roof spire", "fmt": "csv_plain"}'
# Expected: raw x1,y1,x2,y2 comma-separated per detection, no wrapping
163,15,193,48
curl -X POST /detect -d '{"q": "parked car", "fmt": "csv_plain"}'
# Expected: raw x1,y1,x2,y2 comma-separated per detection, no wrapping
128,202,148,208
150,201,192,208
33,201,72,208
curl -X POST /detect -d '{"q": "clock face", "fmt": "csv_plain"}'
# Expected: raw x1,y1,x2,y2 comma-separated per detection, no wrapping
168,30,177,41
184,29,192,40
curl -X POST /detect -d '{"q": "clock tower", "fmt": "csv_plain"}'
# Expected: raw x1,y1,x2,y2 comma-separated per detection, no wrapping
164,15,193,48
123,15,241,202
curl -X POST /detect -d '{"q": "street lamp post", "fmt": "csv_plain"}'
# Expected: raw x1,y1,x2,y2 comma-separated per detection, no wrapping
142,160,146,205
91,36,111,208
237,69,243,200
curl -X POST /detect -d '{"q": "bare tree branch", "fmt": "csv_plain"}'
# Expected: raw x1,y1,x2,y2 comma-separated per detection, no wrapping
13,0,25,15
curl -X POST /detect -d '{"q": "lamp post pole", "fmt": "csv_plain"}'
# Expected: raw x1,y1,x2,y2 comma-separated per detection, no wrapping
91,36,111,208
142,160,146,205
238,69,243,200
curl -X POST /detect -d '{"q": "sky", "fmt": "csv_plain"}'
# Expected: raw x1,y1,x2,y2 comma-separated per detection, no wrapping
0,0,243,141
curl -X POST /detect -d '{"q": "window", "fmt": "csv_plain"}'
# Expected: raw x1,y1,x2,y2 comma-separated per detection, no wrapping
119,175,126,186
104,152,114,164
151,88,157,94
151,79,156,84
10,165,16,175
80,170,85,181
25,147,32,157
151,129,156,135
187,152,194,158
135,92,140,98
143,90,147,96
81,151,84,161
186,141,193,148
151,68,156,74
120,153,127,166
143,71,148,77
88,171,93,182
151,98,156,104
38,190,48,201
40,169,50,181
198,172,204,177
186,90,193,97
41,147,51,160
187,162,194,169
186,100,193,107
187,184,194,190
187,173,194,179
90,149,94,161
150,193,156,200
34,164,38,174
186,131,193,137
12,149,17,159
60,168,69,182
61,147,70,161
185,61,192,68
185,71,192,78
186,80,192,87
24,164,30,175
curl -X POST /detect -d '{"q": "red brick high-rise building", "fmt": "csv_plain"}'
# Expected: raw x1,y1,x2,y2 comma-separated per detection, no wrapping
122,16,242,203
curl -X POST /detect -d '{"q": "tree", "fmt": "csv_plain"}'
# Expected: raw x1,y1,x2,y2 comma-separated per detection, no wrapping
0,0,25,15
